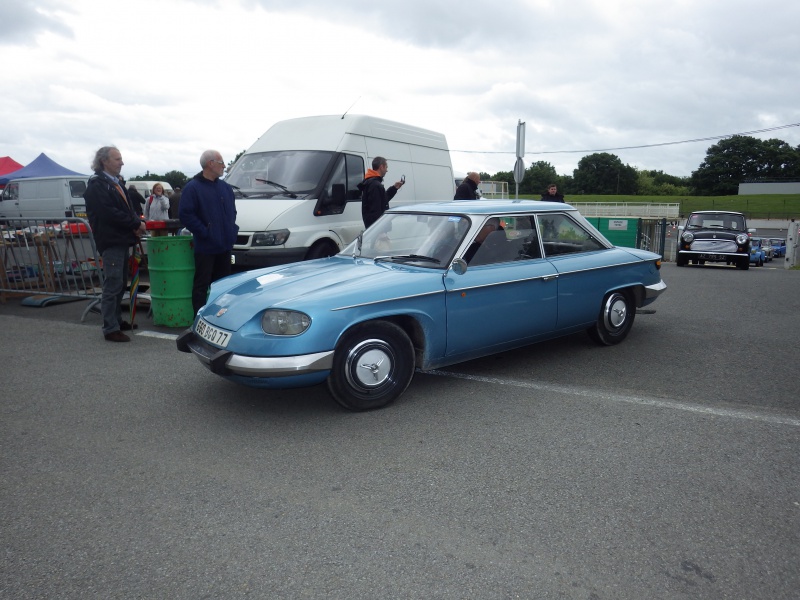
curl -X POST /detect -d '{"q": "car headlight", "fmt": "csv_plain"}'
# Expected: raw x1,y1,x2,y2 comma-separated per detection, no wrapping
736,234,749,245
681,232,694,243
261,309,311,335
252,229,290,247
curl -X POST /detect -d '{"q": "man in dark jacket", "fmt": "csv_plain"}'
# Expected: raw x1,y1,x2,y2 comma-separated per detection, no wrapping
127,184,146,216
454,172,481,200
541,183,565,202
179,150,238,314
357,156,405,228
84,146,146,342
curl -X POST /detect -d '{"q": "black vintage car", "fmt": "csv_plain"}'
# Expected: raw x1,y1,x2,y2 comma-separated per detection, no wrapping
676,211,752,270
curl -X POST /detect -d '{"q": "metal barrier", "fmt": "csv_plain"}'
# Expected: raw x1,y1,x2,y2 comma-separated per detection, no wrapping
0,217,104,320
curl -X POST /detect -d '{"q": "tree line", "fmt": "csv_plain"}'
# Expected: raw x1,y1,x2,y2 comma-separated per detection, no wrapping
127,135,800,197
485,135,800,196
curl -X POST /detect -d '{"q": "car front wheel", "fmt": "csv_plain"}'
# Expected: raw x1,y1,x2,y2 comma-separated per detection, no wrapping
327,321,415,411
587,290,635,346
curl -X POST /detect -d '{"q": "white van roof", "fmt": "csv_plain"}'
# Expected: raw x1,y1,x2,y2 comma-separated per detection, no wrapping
248,114,450,153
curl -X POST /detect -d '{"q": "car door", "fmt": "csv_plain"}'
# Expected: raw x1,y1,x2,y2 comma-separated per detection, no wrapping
443,215,558,358
536,212,621,328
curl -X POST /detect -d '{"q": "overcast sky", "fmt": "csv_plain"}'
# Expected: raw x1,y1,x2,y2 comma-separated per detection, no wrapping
1,0,798,182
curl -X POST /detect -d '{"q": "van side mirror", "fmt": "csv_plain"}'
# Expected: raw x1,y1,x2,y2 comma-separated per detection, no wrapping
331,184,346,206
314,183,347,217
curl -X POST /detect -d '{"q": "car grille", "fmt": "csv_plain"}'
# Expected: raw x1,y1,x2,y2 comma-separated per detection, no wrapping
691,239,737,253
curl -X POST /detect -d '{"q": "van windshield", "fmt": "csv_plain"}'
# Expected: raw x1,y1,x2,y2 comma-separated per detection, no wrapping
226,150,334,198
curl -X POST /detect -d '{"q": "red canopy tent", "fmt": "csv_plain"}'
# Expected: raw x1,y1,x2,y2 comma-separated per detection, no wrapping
0,156,24,179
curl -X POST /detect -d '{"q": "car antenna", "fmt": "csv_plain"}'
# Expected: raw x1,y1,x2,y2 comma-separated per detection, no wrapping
341,97,361,119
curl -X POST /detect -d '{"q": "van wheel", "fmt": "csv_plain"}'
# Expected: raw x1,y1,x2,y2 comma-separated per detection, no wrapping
305,240,338,260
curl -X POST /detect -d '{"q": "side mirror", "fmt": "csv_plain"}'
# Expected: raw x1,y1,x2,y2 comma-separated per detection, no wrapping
450,258,468,275
331,183,346,206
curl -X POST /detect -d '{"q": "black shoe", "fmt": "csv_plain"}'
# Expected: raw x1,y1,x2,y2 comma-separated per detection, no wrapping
104,331,131,342
119,321,138,331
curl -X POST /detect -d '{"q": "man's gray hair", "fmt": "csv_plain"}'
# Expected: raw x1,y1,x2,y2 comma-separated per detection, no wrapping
91,146,118,172
200,149,220,168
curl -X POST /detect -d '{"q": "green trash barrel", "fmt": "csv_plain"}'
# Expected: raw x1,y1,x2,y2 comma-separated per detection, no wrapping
146,235,195,327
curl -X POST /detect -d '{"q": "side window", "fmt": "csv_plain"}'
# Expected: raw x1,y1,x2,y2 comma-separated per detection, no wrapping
537,213,604,257
2,182,19,201
346,154,364,200
467,215,541,266
324,155,346,200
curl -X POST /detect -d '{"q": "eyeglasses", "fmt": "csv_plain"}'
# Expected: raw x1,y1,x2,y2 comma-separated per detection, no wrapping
210,159,225,165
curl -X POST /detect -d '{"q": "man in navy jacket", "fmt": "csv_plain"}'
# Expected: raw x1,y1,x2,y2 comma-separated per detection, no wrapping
84,146,146,342
179,150,238,314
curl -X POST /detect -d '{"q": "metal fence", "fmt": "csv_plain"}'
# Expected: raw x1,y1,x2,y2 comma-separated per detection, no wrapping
1,217,104,320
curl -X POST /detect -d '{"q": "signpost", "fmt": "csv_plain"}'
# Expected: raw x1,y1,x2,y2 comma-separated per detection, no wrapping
514,120,526,199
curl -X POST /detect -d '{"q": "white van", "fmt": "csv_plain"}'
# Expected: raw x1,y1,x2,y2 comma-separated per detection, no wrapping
226,114,455,267
127,180,173,198
0,175,90,220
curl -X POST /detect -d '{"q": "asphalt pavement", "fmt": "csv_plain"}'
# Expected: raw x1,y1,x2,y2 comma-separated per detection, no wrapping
1,262,798,599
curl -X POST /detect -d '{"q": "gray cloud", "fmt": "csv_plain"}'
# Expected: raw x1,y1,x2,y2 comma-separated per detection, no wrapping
0,1,73,45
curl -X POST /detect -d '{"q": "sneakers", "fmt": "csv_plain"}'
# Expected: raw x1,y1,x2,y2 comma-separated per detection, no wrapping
104,331,131,342
119,321,138,331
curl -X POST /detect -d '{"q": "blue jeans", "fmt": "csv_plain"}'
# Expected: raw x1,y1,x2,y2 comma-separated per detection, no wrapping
100,245,129,334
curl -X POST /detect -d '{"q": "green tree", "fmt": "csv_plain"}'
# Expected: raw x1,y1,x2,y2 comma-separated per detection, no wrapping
637,169,690,196
573,152,637,194
162,170,189,189
519,160,559,195
690,135,800,195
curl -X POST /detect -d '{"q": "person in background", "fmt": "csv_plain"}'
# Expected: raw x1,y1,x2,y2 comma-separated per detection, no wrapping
454,172,481,200
127,184,146,216
358,156,405,228
179,150,238,314
169,186,182,220
541,183,565,202
84,146,146,342
144,182,170,221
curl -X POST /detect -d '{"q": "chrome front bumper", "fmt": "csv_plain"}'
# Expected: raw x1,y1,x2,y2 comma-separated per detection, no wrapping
645,279,667,300
177,329,333,378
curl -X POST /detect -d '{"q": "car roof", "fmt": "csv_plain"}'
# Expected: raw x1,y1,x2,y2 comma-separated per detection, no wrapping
389,200,574,215
689,210,745,216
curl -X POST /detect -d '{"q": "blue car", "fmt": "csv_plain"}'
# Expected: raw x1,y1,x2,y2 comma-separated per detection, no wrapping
771,238,786,259
178,201,667,410
750,238,766,266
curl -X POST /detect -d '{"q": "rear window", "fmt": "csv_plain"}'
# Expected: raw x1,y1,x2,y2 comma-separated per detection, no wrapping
69,180,87,197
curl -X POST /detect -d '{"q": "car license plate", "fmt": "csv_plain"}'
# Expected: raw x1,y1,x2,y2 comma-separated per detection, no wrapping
699,253,723,260
196,318,231,348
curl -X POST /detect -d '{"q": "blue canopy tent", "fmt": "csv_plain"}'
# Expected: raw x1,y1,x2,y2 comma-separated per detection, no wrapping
0,153,87,185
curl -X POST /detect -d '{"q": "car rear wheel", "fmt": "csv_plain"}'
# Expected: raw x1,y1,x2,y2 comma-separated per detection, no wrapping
327,321,415,411
587,290,635,346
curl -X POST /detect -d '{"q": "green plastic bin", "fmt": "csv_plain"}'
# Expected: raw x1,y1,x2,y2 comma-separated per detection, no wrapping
147,236,195,327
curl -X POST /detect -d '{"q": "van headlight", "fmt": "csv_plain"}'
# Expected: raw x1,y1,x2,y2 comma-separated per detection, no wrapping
252,229,290,247
261,309,311,335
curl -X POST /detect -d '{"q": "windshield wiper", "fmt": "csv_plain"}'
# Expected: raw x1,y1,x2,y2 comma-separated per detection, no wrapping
353,232,363,260
255,178,298,198
229,184,248,198
374,254,440,265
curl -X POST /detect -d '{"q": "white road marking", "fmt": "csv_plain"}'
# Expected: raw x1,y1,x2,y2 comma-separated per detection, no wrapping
137,331,179,341
423,369,800,427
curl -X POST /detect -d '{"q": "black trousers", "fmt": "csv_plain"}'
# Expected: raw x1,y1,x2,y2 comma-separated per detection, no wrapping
192,252,232,314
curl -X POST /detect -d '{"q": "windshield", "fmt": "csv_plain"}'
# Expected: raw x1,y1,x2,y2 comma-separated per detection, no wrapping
225,150,335,198
341,213,470,267
686,213,745,231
